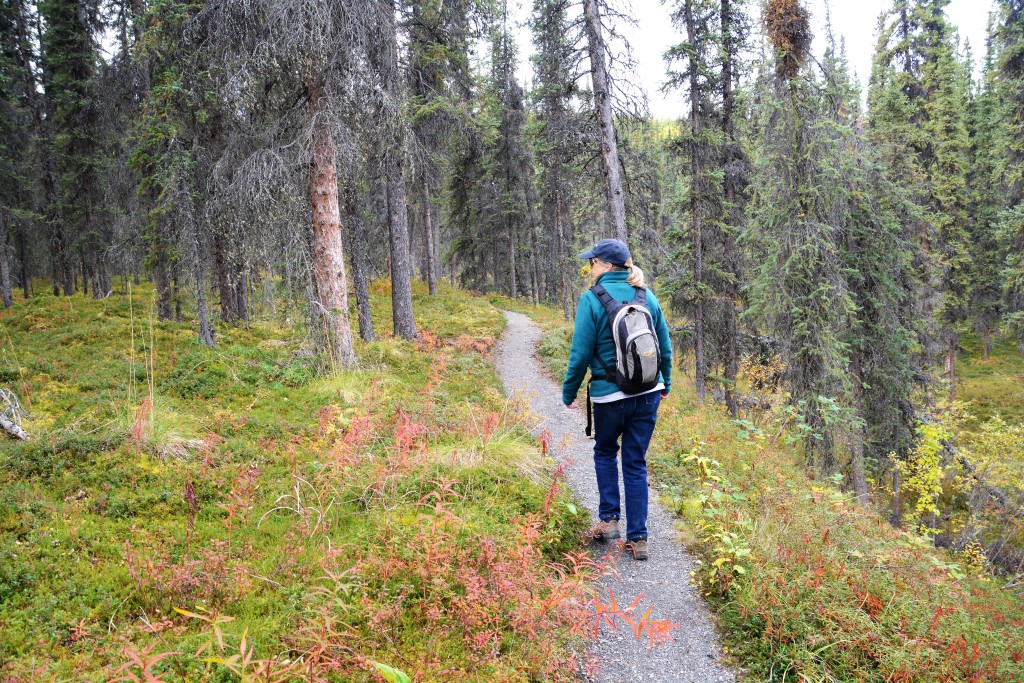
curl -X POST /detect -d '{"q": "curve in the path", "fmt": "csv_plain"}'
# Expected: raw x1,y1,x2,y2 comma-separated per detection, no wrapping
495,310,736,683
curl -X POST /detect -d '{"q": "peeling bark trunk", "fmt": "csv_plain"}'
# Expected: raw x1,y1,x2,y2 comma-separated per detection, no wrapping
308,78,356,366
584,0,627,243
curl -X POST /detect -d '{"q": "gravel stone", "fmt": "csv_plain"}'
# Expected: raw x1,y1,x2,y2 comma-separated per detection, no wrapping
495,310,736,683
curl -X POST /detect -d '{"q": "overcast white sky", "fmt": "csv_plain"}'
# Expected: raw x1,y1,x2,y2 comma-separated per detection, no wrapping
513,0,994,120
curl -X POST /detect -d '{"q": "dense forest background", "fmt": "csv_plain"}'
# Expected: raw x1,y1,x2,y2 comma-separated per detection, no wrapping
1,0,1023,568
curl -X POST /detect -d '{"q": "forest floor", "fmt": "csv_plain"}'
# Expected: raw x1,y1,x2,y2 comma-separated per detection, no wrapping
523,308,1024,683
0,283,598,681
2,283,1023,682
958,333,1024,429
494,310,734,682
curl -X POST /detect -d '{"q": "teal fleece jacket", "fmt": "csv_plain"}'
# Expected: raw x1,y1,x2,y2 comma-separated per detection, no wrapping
561,270,673,406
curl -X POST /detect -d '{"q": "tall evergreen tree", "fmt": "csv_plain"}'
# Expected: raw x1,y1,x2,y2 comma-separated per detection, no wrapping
132,0,216,345
531,0,585,319
664,0,750,415
869,0,974,400
39,0,102,297
375,0,417,340
0,0,32,307
996,0,1024,354
966,25,1007,360
751,0,850,475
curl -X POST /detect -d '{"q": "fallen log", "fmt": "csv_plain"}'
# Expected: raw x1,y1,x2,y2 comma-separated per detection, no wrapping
0,411,28,439
1,388,29,440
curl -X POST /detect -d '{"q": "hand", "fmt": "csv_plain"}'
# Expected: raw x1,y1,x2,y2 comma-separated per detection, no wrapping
565,402,576,409
660,392,669,399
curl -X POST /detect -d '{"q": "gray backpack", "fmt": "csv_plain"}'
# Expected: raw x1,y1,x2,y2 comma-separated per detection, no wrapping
590,284,661,394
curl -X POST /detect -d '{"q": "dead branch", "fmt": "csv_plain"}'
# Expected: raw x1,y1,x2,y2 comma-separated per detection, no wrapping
1,388,29,440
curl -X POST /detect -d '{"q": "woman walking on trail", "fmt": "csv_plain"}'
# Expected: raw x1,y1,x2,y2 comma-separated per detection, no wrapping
562,239,672,561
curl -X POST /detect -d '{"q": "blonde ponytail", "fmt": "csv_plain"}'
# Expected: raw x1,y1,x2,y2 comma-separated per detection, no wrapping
624,257,646,288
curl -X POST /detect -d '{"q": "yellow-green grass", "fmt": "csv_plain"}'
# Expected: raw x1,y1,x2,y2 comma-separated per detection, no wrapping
0,282,589,681
529,305,1024,683
957,333,1024,428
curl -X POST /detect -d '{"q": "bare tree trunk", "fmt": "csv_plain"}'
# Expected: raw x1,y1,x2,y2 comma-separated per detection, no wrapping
555,191,571,321
172,260,183,321
61,238,73,296
189,223,214,347
422,181,437,295
722,0,741,418
850,351,869,505
891,469,903,527
308,78,356,366
16,223,29,300
507,213,517,298
0,213,12,308
386,155,417,339
235,269,249,325
431,203,442,288
525,184,540,304
584,0,627,243
344,175,375,342
153,231,173,320
684,0,706,404
947,334,957,403
214,228,236,322
380,0,417,340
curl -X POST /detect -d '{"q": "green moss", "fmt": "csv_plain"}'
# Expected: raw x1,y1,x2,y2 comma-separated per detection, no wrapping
0,282,586,681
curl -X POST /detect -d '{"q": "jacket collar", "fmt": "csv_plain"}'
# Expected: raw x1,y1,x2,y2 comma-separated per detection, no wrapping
596,270,629,285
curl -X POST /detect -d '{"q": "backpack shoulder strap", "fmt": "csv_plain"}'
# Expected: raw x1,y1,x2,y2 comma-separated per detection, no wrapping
630,287,648,306
588,284,619,381
590,284,620,312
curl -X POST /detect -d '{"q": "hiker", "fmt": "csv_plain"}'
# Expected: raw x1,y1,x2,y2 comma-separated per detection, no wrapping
562,239,672,561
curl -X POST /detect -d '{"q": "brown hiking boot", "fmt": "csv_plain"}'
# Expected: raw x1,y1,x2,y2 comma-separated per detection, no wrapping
596,518,620,541
626,538,648,561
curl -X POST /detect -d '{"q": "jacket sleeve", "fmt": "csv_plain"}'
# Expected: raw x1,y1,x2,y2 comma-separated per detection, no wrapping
562,293,597,405
653,296,673,394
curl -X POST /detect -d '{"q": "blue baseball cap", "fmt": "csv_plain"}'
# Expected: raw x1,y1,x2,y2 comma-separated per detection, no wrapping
579,239,631,267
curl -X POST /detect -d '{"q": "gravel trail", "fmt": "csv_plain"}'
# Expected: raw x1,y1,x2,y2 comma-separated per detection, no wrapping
494,310,736,683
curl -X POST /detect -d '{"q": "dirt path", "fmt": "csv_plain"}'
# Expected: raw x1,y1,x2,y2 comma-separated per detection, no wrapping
495,310,736,683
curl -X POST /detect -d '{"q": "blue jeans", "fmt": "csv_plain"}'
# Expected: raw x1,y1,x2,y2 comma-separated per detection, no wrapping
592,392,661,541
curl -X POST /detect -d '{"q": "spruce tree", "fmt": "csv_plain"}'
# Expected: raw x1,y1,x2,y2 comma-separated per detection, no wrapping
0,0,30,307
750,0,851,475
996,0,1024,354
39,0,102,297
967,26,1007,360
531,0,587,319
868,0,974,399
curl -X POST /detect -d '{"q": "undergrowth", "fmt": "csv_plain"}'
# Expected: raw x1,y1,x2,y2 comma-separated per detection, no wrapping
532,307,1024,683
0,282,603,681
